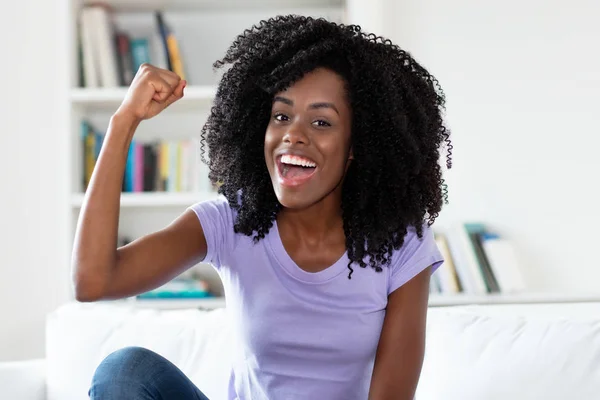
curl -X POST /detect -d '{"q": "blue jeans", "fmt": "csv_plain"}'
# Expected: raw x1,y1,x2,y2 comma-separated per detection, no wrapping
89,346,209,399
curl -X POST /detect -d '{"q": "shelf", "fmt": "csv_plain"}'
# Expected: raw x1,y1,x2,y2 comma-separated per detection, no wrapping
428,292,600,307
98,293,600,312
133,297,226,310
71,192,220,208
82,0,344,12
70,86,216,111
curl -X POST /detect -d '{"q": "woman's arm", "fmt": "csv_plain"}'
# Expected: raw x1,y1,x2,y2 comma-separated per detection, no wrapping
71,64,208,302
368,266,431,400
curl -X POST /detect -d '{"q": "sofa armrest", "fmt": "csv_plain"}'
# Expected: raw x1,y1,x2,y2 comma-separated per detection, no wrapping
0,359,46,400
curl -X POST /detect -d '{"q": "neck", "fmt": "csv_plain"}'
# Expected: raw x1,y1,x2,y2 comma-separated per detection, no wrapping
277,193,344,244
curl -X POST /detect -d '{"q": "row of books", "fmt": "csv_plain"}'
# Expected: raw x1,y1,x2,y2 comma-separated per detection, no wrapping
81,120,212,194
78,5,186,88
431,223,527,295
136,278,215,300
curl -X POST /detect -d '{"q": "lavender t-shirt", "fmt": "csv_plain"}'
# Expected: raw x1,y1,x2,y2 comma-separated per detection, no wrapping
189,196,443,400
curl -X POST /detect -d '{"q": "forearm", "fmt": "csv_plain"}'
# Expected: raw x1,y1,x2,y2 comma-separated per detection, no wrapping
368,268,430,400
71,113,139,300
368,346,424,400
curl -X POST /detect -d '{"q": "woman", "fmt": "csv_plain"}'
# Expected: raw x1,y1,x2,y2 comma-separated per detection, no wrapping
74,15,451,400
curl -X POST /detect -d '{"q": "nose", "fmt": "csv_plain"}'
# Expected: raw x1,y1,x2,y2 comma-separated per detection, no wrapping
283,124,309,145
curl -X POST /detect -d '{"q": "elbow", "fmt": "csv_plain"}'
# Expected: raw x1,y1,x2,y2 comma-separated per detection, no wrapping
73,280,104,302
74,286,103,303
71,265,106,303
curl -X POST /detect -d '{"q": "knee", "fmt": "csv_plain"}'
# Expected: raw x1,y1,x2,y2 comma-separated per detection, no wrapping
96,346,158,378
90,346,161,398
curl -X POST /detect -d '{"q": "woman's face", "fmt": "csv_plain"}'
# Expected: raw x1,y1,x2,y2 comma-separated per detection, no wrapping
264,67,353,210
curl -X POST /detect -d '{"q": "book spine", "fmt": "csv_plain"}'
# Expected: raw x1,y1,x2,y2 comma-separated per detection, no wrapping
158,142,168,192
168,141,178,192
79,8,99,88
81,130,205,195
482,235,527,293
87,6,120,87
115,33,134,86
155,12,173,71
166,34,186,80
473,232,500,292
130,38,151,74
134,142,144,192
434,234,461,294
84,125,96,190
180,140,189,192
456,224,488,294
124,140,135,192
143,144,156,192
177,141,183,192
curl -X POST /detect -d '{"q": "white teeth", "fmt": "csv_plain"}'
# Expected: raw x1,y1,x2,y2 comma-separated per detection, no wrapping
280,154,316,167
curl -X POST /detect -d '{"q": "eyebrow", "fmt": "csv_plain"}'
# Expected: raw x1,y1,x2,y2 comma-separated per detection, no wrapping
273,96,339,115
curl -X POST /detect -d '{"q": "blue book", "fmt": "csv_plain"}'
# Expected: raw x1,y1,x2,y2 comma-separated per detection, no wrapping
130,38,151,73
124,140,135,192
94,130,104,159
137,279,213,299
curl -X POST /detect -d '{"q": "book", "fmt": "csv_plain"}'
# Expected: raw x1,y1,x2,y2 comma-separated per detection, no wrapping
80,121,212,194
115,33,134,86
78,7,188,87
155,11,186,80
137,278,213,299
435,223,526,296
482,233,527,293
464,223,500,293
78,8,99,87
124,140,135,192
79,5,120,87
130,38,151,73
155,12,173,71
433,233,461,294
445,224,487,294
81,121,104,190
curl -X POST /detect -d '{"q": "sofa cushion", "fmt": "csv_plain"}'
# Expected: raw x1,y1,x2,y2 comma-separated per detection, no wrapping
47,301,600,400
46,302,232,400
416,303,600,400
0,359,46,400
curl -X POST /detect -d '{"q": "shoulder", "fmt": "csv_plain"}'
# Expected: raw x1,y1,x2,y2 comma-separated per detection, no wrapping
188,194,236,223
387,222,444,294
187,195,239,267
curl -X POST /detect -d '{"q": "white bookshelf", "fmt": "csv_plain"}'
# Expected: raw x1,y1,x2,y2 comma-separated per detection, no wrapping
70,191,220,208
132,297,227,310
428,292,600,307
70,85,217,111
113,292,600,312
64,0,566,309
65,0,365,304
82,0,345,12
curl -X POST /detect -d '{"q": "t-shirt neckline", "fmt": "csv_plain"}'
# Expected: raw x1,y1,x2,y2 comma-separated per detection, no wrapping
267,219,349,284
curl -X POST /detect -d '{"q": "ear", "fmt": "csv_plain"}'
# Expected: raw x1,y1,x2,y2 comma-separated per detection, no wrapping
344,148,354,174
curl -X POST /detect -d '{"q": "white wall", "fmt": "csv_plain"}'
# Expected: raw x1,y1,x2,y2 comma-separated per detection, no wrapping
0,1,69,361
1,0,598,361
384,0,600,291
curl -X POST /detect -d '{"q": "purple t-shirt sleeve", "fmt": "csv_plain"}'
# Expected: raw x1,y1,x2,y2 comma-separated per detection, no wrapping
388,222,444,295
188,196,236,268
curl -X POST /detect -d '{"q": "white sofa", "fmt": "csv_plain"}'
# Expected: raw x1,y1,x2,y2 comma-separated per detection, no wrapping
2,301,600,400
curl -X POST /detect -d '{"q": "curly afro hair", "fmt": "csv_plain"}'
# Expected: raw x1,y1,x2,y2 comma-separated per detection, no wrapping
200,15,452,278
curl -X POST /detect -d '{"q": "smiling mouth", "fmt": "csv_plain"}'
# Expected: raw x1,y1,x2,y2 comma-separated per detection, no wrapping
276,155,318,187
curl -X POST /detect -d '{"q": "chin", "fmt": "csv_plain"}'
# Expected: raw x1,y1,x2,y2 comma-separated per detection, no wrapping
273,187,319,210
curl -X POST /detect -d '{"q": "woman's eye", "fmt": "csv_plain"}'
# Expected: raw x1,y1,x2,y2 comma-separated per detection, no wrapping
274,113,289,122
313,120,331,127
